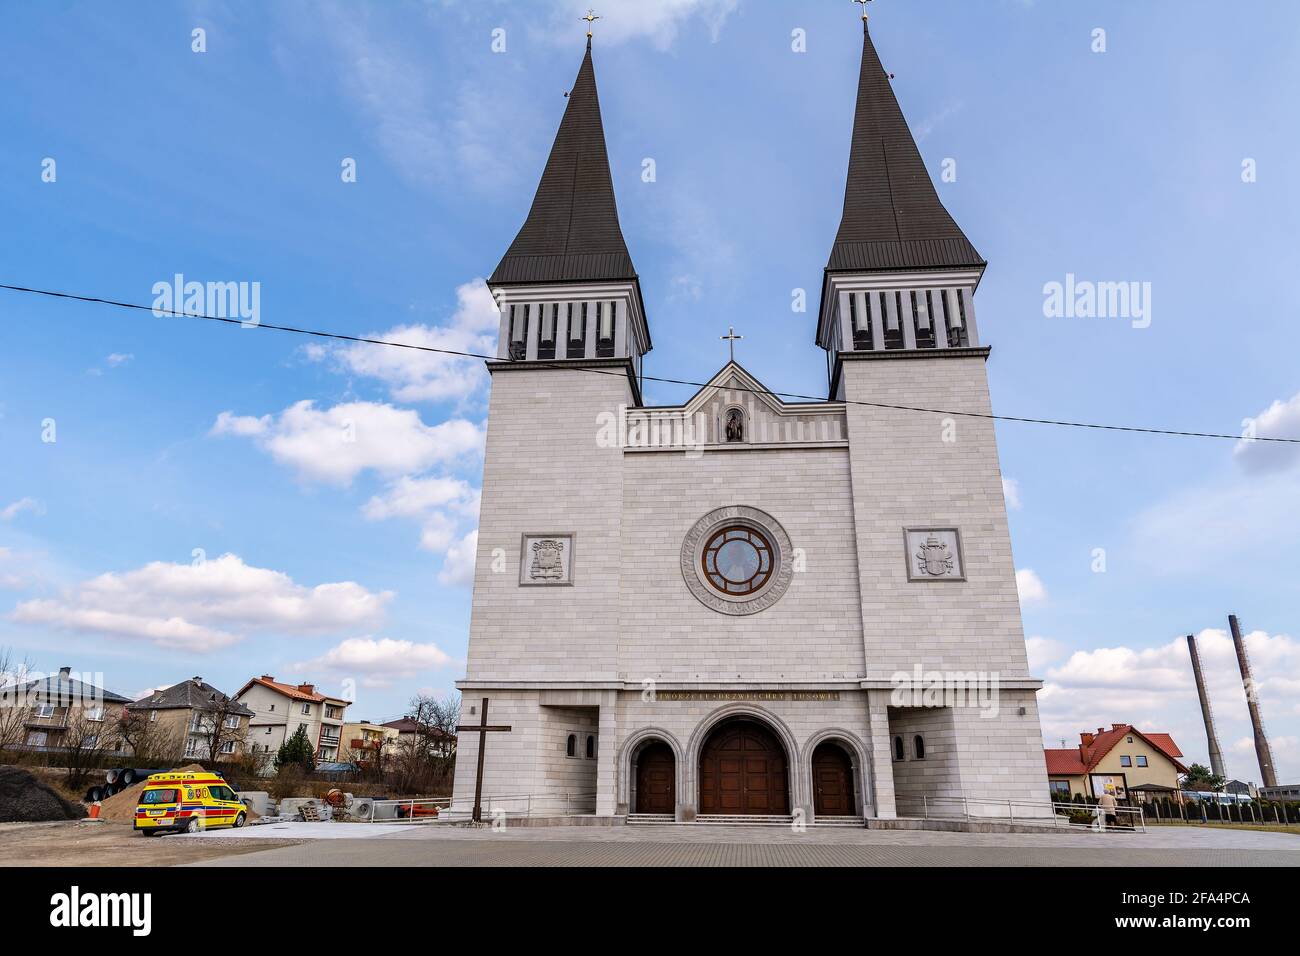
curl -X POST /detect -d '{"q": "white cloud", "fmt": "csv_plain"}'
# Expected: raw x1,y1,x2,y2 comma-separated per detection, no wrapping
1002,477,1022,510
1,498,44,521
212,400,483,486
1235,390,1300,474
11,554,391,653
1037,627,1300,781
1015,568,1047,605
1024,635,1065,672
438,530,478,588
297,636,452,688
546,0,739,50
363,475,480,557
318,279,499,404
106,353,133,367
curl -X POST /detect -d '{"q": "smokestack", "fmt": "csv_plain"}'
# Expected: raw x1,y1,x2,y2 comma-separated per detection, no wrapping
1229,614,1277,788
1186,634,1226,779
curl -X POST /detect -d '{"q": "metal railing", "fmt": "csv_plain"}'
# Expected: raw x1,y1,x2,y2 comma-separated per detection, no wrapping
895,795,1146,832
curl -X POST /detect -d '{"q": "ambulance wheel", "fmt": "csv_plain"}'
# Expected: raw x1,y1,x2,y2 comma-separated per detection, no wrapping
233,811,247,828
184,817,201,834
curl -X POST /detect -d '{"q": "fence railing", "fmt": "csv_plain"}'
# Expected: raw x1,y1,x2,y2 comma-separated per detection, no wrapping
895,794,1146,832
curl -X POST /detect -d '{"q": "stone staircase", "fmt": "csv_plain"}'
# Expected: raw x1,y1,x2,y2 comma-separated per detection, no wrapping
626,813,865,827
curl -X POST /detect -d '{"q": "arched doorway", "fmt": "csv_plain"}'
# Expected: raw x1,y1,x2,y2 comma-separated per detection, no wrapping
634,740,675,814
811,740,856,816
699,717,789,815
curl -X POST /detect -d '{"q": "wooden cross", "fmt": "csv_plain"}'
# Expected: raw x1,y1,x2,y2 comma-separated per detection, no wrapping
582,9,600,36
720,326,743,362
455,697,512,823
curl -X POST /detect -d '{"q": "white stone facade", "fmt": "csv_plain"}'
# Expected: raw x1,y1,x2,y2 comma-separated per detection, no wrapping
450,350,1050,822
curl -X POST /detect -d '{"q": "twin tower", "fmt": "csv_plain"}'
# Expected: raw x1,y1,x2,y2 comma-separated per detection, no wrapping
487,23,987,401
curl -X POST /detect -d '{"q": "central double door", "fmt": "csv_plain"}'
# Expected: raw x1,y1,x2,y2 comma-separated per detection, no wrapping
698,720,789,815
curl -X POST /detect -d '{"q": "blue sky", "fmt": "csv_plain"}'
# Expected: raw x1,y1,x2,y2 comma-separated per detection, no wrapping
2,1,1298,780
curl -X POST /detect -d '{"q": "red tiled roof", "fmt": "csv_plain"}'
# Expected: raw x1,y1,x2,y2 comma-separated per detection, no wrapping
235,676,345,704
1045,724,1189,776
1144,733,1183,759
1045,749,1087,775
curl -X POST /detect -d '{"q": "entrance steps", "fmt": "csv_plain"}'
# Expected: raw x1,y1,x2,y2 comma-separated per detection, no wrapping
627,813,866,827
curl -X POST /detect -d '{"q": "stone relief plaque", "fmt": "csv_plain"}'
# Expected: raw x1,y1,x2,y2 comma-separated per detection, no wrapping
519,533,575,586
904,528,965,582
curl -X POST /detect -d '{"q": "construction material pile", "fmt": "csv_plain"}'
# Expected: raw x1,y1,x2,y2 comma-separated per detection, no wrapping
99,763,206,822
0,766,85,822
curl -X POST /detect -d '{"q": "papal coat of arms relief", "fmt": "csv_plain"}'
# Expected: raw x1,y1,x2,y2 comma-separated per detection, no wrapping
905,528,964,581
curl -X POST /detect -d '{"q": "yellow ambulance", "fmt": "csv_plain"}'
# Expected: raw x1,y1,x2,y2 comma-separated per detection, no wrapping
133,771,248,835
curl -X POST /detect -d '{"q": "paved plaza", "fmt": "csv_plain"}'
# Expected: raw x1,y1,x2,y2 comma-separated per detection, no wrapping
187,822,1300,867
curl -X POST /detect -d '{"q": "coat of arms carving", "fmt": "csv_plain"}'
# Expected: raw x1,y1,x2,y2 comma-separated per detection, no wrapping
529,539,566,580
520,533,574,585
915,536,954,577
905,528,964,581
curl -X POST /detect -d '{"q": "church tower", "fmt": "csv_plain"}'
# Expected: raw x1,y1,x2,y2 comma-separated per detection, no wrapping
488,36,650,395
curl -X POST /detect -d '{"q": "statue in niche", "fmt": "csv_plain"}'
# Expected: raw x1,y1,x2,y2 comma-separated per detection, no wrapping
724,408,744,443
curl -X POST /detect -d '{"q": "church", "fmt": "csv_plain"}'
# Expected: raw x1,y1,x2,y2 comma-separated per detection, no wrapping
448,18,1050,823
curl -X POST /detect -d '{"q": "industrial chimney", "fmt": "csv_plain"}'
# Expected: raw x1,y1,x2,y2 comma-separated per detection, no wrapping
1186,634,1226,779
1229,614,1277,788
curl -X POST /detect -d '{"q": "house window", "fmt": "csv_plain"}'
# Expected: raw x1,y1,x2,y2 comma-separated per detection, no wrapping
913,735,926,760
35,703,56,718
1137,756,1148,767
190,714,205,731
586,735,595,759
149,710,158,722
85,706,104,722
26,730,48,747
220,740,236,754
566,734,577,758
265,727,272,735
1120,755,1132,767
269,704,275,712
892,735,905,762
224,715,240,729
301,703,311,715
83,734,99,748
1048,780,1072,798
1126,736,1134,743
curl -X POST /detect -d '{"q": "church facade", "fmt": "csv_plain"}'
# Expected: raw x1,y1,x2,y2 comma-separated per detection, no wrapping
448,23,1049,823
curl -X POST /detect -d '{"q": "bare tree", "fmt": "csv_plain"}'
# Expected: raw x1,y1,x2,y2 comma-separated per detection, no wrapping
192,698,250,766
117,709,184,767
389,694,460,794
61,709,118,790
0,648,36,755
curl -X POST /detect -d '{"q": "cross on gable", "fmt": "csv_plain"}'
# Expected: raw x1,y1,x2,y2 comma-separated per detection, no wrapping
720,326,743,362
454,697,512,823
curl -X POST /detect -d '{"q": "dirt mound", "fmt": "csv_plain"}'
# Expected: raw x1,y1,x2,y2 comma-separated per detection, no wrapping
0,765,85,822
98,764,258,823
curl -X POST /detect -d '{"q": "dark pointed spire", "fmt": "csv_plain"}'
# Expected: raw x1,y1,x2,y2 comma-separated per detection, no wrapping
490,38,636,286
826,21,983,274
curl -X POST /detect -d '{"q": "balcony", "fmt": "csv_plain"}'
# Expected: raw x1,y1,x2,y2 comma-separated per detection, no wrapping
24,713,69,729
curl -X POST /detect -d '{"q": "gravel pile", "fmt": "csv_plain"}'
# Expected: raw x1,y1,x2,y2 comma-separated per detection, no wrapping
0,766,85,822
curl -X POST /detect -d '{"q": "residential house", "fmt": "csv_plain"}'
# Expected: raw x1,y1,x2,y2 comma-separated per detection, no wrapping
381,716,456,757
1045,724,1188,800
234,675,350,763
340,719,400,768
126,677,254,762
14,666,131,754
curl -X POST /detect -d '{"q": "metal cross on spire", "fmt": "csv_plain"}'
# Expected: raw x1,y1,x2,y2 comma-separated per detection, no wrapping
720,326,743,362
853,0,872,21
583,9,600,37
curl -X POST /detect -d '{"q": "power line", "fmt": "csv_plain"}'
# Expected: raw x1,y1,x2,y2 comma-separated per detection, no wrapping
2,281,1296,445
